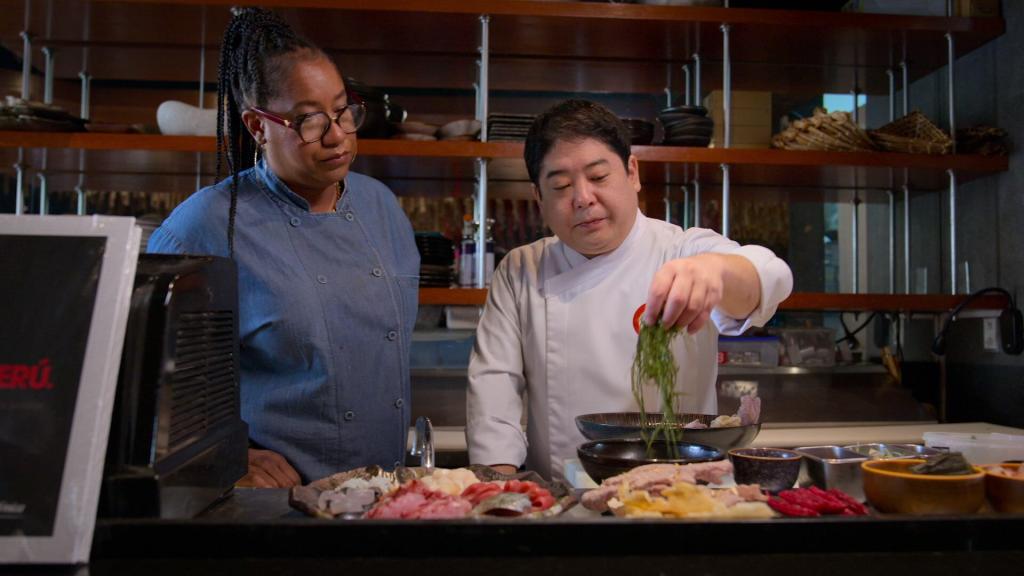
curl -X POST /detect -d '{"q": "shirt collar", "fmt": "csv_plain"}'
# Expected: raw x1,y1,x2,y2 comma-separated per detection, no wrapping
559,208,646,269
255,158,347,213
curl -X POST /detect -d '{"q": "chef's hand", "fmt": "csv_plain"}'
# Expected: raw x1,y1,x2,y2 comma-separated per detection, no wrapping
644,253,760,333
238,448,302,488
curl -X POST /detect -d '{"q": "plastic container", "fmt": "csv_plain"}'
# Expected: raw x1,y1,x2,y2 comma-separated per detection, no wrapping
923,432,1024,465
717,336,780,367
776,328,836,367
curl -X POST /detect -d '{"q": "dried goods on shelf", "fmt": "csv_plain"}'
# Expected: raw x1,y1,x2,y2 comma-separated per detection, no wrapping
771,107,876,153
869,110,952,155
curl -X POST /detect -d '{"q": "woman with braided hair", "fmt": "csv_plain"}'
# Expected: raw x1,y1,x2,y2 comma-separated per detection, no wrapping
149,7,419,487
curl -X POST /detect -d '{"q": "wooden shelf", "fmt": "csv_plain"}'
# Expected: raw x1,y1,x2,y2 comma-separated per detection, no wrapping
4,2,1004,95
419,289,1010,312
1,132,1006,170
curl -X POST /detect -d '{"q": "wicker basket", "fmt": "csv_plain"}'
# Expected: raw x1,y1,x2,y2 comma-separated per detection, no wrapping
870,111,952,155
771,107,876,152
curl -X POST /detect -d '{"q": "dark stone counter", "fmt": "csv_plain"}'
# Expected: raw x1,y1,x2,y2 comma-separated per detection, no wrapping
70,488,1024,575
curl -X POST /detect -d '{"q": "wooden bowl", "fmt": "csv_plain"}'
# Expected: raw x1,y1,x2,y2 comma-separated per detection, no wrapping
862,459,985,515
983,462,1024,513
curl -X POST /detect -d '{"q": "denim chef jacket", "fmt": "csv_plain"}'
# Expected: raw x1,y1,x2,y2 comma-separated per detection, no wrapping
147,160,419,482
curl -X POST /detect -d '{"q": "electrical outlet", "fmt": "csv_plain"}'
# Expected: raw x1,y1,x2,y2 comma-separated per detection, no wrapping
983,317,1000,351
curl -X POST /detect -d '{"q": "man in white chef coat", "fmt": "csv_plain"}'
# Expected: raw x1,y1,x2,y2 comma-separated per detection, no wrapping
466,100,793,481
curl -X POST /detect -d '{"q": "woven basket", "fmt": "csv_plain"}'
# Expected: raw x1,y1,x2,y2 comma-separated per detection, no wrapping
771,107,876,152
870,111,952,155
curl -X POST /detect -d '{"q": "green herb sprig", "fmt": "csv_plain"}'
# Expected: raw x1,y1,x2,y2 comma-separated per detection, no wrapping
631,320,685,457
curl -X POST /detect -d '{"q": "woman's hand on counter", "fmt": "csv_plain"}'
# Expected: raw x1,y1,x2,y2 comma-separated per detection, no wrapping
238,448,302,488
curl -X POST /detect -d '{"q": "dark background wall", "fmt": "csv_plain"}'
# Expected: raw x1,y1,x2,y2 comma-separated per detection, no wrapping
864,2,1024,427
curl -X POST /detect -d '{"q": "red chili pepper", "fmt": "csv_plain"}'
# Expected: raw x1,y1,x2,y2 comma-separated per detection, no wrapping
827,488,869,515
807,486,853,513
768,497,820,517
779,489,845,514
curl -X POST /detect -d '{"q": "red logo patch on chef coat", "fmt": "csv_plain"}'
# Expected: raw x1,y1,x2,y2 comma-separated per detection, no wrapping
632,304,646,335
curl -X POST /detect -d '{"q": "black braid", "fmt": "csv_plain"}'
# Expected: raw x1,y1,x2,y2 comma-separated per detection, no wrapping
216,6,324,257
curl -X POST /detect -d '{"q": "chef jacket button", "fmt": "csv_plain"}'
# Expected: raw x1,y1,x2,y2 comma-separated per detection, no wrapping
386,330,398,341
343,410,355,421
371,267,383,278
289,217,301,227
394,398,404,408
317,275,328,284
345,212,354,222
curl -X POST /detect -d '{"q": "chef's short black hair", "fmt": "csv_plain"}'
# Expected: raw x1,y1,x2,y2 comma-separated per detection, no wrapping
524,99,632,188
217,6,328,256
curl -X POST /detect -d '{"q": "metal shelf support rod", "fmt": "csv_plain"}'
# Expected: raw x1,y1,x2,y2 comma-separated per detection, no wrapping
475,14,490,289
903,183,911,294
42,47,55,104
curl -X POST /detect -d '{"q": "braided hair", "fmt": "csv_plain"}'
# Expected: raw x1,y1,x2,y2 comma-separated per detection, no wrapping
216,6,325,256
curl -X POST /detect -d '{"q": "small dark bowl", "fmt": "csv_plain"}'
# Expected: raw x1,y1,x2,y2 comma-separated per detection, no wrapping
660,105,708,117
621,118,655,145
575,412,760,453
578,439,724,483
728,447,802,492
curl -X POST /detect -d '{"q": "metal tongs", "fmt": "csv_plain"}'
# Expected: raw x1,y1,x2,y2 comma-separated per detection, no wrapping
409,415,435,471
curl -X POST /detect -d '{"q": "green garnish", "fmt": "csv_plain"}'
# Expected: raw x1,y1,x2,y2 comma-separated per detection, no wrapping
631,320,685,457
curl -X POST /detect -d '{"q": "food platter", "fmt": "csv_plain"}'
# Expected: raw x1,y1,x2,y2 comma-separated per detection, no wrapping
289,464,576,520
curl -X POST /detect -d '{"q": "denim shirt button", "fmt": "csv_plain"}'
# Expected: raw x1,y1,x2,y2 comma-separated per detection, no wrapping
394,398,404,408
386,330,398,341
289,217,301,227
317,275,327,284
345,212,355,222
343,410,355,421
371,267,383,278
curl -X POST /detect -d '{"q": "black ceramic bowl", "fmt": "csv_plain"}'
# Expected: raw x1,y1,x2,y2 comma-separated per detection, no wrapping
728,447,802,493
659,104,708,117
577,439,724,483
576,412,760,453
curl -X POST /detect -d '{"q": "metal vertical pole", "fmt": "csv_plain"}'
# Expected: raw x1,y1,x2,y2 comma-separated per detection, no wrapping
663,87,672,109
42,47,55,104
946,33,957,153
948,169,957,294
721,164,730,238
851,88,861,125
693,53,701,107
79,72,91,121
886,68,896,122
693,176,701,228
903,184,911,294
682,64,691,107
900,61,909,116
475,15,490,289
14,151,26,215
20,32,32,100
883,189,894,293
196,6,207,193
852,193,860,294
37,173,48,215
721,24,731,148
683,183,690,229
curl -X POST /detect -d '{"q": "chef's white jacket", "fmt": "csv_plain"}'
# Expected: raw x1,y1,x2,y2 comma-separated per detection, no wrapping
466,211,793,480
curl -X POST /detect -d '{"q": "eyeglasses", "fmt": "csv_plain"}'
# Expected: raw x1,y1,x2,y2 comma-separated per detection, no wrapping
250,102,366,143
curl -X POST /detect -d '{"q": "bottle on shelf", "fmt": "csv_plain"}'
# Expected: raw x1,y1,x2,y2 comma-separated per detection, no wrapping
484,218,496,287
458,215,477,288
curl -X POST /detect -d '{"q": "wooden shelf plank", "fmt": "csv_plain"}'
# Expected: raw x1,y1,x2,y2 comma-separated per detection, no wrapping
0,132,1007,174
419,289,1010,312
102,1,1003,31
419,288,488,306
7,2,1002,95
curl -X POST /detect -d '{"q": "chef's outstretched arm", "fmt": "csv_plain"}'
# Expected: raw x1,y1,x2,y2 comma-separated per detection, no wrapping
643,252,763,334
